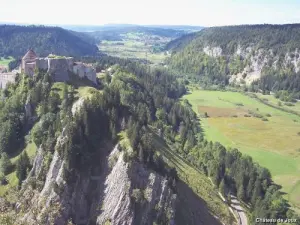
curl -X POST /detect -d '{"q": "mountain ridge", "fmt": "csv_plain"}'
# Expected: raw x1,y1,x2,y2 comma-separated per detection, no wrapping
0,25,99,58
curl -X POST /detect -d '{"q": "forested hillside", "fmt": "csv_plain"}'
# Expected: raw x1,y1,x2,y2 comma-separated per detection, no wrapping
0,25,99,58
167,24,300,97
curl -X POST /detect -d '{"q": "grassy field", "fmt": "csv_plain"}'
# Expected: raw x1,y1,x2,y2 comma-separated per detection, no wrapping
183,89,300,210
99,33,169,64
255,92,300,115
0,56,14,66
0,142,37,196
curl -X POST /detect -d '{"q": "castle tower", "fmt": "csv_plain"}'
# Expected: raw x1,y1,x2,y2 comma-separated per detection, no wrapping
21,49,37,76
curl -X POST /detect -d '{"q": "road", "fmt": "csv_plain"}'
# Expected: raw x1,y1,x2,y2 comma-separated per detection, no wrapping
230,195,248,225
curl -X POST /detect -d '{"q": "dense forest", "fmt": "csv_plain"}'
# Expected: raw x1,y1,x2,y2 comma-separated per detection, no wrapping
166,24,300,98
0,54,299,224
167,24,300,54
0,25,99,58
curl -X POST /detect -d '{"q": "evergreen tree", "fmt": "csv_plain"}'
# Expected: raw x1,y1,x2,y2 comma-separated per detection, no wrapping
0,153,12,175
237,184,246,202
16,151,31,188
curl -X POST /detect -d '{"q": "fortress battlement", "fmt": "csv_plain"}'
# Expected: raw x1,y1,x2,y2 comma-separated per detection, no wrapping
20,50,97,84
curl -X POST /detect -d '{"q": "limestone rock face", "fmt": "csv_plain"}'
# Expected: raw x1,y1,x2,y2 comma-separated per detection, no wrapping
202,45,300,85
19,142,177,225
25,146,43,181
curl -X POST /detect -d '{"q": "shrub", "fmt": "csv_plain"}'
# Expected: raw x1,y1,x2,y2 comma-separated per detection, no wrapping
262,118,268,121
265,113,272,117
284,102,295,107
0,172,8,185
131,188,145,204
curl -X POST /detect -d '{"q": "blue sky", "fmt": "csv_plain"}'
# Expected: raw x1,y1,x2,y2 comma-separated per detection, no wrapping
1,0,300,26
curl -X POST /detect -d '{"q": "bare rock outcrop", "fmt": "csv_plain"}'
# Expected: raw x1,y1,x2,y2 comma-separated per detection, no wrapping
202,45,300,85
18,140,177,225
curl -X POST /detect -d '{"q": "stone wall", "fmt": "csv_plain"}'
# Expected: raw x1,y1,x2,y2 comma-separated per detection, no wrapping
35,58,48,70
73,63,97,83
12,54,97,86
46,58,74,82
0,72,16,89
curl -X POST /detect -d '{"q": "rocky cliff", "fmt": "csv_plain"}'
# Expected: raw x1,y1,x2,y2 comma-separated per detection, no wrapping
167,24,300,85
17,140,176,225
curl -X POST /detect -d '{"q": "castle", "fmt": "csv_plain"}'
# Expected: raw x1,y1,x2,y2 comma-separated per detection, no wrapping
21,50,97,83
0,50,97,89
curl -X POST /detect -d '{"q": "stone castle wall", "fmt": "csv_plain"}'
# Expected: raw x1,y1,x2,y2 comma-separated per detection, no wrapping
0,54,97,89
0,72,17,89
35,57,96,84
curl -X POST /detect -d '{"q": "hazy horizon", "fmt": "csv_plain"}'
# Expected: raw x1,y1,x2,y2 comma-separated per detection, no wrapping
1,0,300,27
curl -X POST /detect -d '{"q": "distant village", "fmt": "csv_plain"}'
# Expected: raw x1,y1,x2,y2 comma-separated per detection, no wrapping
0,50,97,89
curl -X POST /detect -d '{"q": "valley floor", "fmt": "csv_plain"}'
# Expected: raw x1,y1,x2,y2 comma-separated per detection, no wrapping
182,89,300,212
99,34,168,64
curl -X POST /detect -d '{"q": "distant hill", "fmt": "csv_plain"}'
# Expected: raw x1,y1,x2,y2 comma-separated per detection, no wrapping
60,24,204,33
85,25,190,42
0,25,99,58
167,24,300,94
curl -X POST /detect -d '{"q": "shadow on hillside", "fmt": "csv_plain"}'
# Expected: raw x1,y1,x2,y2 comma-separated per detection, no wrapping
175,180,223,225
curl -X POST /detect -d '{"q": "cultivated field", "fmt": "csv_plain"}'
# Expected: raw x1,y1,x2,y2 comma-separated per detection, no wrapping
183,90,300,210
99,33,168,64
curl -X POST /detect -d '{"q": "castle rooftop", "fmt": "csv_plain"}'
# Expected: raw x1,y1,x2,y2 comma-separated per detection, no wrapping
22,49,37,61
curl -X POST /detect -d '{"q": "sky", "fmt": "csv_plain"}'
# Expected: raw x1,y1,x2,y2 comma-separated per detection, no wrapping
1,0,300,27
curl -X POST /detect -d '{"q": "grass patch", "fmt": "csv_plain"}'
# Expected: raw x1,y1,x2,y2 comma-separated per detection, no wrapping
0,142,37,196
99,38,168,64
183,90,300,210
256,93,300,115
0,56,14,66
289,181,300,209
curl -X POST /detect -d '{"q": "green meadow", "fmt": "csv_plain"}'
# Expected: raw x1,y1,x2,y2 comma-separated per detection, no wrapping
99,32,169,64
183,90,300,210
255,92,300,115
0,56,14,66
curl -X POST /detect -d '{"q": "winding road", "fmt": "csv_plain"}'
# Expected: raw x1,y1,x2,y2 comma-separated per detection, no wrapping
230,195,248,225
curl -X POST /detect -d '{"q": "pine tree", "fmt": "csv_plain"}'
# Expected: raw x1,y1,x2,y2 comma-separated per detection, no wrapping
0,153,12,175
237,184,246,201
16,151,30,188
